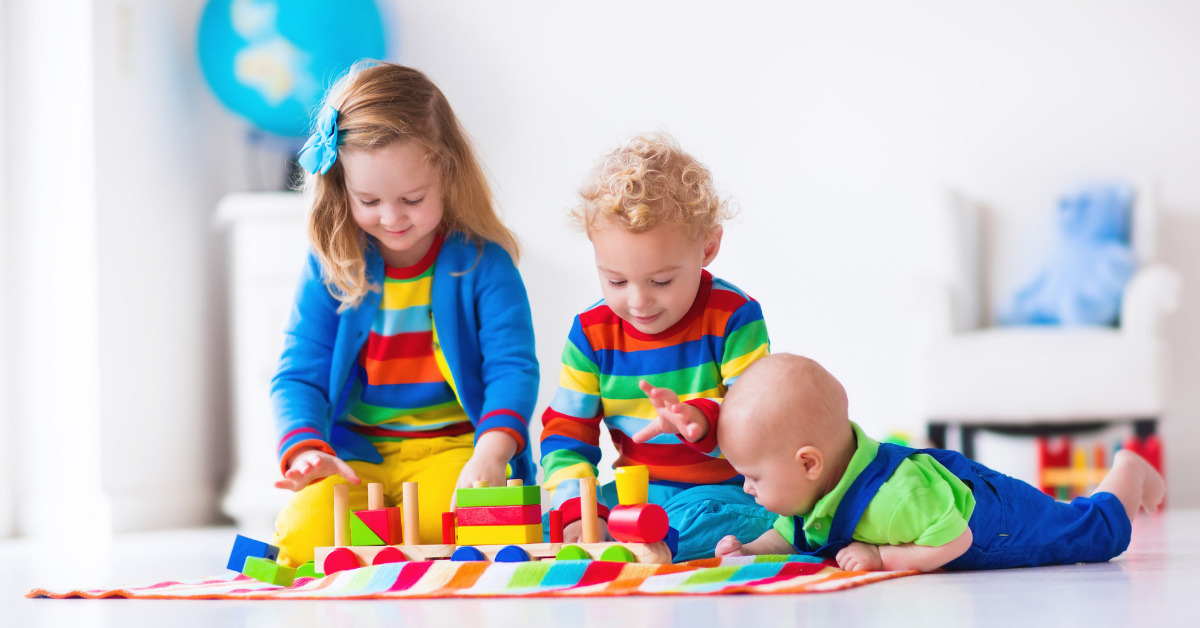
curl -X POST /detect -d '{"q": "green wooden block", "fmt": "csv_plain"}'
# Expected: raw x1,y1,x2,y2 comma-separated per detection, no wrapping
296,561,323,578
555,545,592,561
455,485,541,508
242,556,296,587
600,545,638,563
350,510,385,546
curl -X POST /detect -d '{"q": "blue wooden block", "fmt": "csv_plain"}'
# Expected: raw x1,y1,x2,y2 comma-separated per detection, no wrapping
495,545,530,563
665,526,679,559
227,534,279,572
450,546,488,562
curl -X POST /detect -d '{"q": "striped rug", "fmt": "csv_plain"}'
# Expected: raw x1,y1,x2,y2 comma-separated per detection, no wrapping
27,555,916,599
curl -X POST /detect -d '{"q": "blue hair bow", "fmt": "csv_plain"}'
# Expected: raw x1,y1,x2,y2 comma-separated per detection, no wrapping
297,104,339,175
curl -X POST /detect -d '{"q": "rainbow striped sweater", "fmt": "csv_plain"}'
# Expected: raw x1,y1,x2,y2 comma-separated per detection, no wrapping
540,270,770,523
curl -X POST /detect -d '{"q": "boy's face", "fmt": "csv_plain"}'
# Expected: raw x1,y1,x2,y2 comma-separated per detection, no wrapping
589,222,722,335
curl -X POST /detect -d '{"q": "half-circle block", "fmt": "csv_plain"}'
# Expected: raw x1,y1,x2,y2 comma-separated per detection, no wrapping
354,508,404,545
600,545,638,563
372,547,407,565
322,547,361,575
495,545,531,562
555,545,591,561
607,503,669,543
451,546,488,562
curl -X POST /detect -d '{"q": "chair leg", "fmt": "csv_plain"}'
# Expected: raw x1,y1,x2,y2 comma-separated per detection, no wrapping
961,426,978,461
928,423,947,450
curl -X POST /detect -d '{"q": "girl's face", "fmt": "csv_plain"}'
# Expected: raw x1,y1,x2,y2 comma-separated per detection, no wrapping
341,142,444,268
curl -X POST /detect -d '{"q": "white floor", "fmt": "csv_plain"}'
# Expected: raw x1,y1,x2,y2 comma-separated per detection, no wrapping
4,510,1198,628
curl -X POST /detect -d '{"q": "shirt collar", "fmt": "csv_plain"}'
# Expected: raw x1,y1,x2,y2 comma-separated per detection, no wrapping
802,421,879,523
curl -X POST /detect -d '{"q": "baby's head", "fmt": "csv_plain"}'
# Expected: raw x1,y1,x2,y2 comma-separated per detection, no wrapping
570,133,734,334
719,354,856,516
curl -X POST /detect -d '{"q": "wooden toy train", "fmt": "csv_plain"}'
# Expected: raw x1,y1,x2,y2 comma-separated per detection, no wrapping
312,465,676,576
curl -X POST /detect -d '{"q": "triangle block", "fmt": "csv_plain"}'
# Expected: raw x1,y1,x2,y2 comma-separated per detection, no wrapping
350,511,385,546
354,507,403,545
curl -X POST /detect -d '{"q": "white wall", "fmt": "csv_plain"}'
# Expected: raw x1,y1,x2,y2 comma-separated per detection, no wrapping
393,0,1200,504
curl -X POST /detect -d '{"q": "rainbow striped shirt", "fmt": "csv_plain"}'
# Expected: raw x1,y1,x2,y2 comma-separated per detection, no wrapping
342,235,473,441
540,271,770,520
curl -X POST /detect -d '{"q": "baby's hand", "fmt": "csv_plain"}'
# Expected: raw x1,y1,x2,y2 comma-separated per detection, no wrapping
632,380,710,443
835,541,883,572
715,534,745,557
274,448,361,492
562,518,610,543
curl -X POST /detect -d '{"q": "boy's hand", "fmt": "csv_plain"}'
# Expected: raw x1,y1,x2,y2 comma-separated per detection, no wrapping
715,534,746,557
836,541,883,572
449,431,518,510
562,518,611,544
275,448,361,492
632,380,710,443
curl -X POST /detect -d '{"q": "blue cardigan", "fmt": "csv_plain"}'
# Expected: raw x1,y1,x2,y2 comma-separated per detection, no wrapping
271,234,539,483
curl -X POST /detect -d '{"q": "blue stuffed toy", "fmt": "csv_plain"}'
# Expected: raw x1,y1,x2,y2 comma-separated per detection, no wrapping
1002,183,1137,327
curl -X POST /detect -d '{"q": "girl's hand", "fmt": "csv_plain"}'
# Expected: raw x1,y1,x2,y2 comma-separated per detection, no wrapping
562,518,611,544
450,431,519,510
836,541,883,572
715,534,745,557
274,448,361,492
632,380,710,443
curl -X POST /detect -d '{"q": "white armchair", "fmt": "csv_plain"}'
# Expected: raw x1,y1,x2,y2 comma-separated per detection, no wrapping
917,182,1181,459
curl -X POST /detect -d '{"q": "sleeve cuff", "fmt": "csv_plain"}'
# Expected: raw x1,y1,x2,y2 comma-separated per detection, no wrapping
681,398,721,454
556,496,611,526
278,439,337,476
477,409,529,454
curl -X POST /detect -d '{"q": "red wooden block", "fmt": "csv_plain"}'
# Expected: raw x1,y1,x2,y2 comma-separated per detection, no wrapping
355,507,404,545
607,503,669,544
372,547,407,565
442,511,456,544
456,504,542,527
323,547,361,575
549,509,564,544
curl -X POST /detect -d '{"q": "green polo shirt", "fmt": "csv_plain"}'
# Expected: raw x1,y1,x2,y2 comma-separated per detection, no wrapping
774,422,976,549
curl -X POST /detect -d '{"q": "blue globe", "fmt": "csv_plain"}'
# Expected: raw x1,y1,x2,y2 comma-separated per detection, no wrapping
198,0,387,138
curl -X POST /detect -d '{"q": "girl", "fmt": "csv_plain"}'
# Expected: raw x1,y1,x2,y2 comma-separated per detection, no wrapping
270,62,538,567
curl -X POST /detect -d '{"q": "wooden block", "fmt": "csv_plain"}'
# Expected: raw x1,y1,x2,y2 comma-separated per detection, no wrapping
368,483,385,510
314,544,456,567
295,561,323,579
665,526,679,558
607,503,669,544
451,541,671,564
355,507,404,545
227,535,279,572
555,545,591,561
242,556,296,586
473,480,489,488
371,547,407,565
451,546,487,561
322,547,361,575
549,510,564,544
456,504,542,527
455,485,541,508
615,465,649,505
495,545,531,562
442,512,456,545
580,477,599,544
456,523,543,546
600,545,637,563
402,482,420,546
349,511,385,546
506,479,523,486
333,484,350,547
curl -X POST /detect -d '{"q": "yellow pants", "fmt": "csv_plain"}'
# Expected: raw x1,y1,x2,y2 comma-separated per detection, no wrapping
272,433,474,567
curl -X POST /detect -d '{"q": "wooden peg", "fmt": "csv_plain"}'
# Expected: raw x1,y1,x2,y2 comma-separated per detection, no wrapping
506,479,523,486
403,482,420,546
333,484,350,547
549,510,564,544
580,477,599,544
368,483,385,511
473,480,490,488
441,511,456,545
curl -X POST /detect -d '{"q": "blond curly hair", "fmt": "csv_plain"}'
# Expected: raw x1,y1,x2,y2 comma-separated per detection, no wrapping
569,133,733,239
303,62,519,311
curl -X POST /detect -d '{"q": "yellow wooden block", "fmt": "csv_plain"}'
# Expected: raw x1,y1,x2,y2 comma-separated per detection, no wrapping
615,466,649,505
456,523,543,546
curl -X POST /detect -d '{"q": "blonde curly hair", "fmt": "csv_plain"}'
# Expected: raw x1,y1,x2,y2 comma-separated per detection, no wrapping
570,133,733,239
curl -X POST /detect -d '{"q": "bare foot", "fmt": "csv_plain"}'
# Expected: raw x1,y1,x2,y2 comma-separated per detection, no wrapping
1096,449,1165,521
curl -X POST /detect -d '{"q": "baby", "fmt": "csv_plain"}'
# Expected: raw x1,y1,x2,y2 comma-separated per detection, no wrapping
714,354,1165,572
